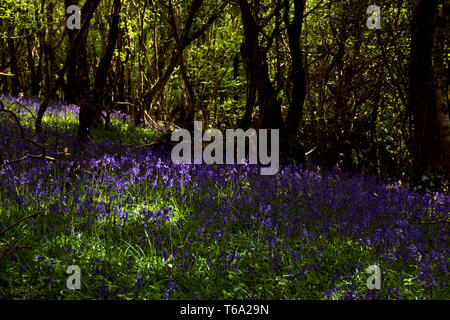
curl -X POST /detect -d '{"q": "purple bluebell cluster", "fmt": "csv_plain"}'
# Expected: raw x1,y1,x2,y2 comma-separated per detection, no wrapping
0,96,448,299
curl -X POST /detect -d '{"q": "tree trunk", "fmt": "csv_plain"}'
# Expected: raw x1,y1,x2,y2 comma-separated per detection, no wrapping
237,0,284,130
239,41,256,129
78,0,122,140
36,0,101,132
64,0,79,104
281,0,307,165
166,0,197,130
409,0,440,182
7,36,20,96
433,0,450,179
26,36,40,97
284,0,307,137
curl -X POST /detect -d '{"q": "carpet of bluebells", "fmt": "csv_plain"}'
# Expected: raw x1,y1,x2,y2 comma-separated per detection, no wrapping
0,95,448,300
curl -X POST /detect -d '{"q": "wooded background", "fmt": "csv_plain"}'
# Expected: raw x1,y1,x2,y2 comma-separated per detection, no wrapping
0,0,449,189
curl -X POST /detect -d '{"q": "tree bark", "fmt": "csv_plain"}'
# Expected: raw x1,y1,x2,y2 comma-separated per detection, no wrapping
78,0,122,140
26,36,40,97
35,0,101,132
409,0,440,182
7,36,20,96
237,0,284,131
433,0,450,179
239,41,256,129
64,0,79,104
141,0,224,127
284,0,307,137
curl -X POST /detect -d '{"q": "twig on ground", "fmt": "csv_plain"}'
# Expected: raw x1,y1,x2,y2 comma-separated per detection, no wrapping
411,218,450,225
0,100,56,167
0,209,43,238
0,243,32,263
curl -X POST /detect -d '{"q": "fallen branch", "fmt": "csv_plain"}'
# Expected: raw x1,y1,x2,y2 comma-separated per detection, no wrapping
314,225,329,245
0,100,46,150
411,218,450,225
305,146,318,157
0,243,32,263
0,209,43,238
3,154,56,166
0,100,56,167
14,101,37,120
379,212,449,228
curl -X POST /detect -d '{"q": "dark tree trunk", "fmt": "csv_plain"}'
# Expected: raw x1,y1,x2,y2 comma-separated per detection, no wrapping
284,0,307,137
26,36,41,97
166,0,197,130
433,0,450,180
239,41,256,129
409,0,440,182
237,0,284,131
64,0,79,104
35,0,101,132
236,0,306,164
7,37,20,96
280,0,307,165
78,0,122,140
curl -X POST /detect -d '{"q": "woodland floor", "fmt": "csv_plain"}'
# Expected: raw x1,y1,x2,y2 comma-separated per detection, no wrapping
0,96,448,299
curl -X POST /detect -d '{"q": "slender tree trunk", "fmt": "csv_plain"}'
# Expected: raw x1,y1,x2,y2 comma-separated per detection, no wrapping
180,53,196,130
166,0,197,130
140,0,223,128
142,52,180,125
